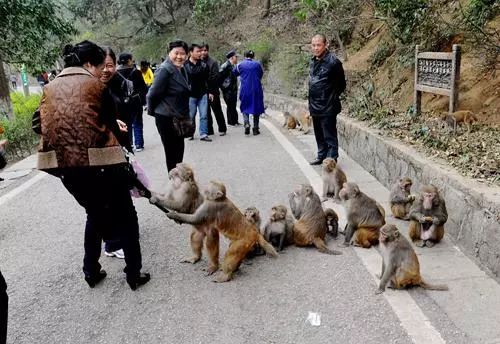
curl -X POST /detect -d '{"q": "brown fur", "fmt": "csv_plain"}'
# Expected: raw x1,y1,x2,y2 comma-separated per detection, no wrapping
408,185,448,248
376,224,448,293
339,182,385,248
244,206,265,257
167,181,278,282
289,184,342,255
441,110,478,132
150,163,219,274
389,177,415,220
324,208,339,238
282,111,311,134
322,158,347,201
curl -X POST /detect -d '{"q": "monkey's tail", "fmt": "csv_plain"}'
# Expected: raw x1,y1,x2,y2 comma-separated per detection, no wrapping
257,234,278,258
419,280,448,291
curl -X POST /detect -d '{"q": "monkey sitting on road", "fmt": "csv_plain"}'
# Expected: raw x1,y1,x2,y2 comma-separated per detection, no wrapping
324,208,339,239
244,206,265,257
166,181,278,282
409,185,448,248
389,177,415,220
263,205,294,251
441,110,478,132
339,182,385,248
376,224,448,294
282,110,311,134
322,158,347,202
289,184,342,255
282,112,297,129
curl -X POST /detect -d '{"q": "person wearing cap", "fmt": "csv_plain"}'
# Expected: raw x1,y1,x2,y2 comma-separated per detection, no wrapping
219,50,240,126
200,43,227,136
234,50,265,135
117,53,148,151
147,40,191,171
308,34,346,165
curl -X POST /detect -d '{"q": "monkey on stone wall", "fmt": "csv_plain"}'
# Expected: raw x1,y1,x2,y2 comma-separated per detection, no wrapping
166,181,278,282
408,185,448,248
376,224,448,294
289,184,342,255
339,182,385,249
150,163,220,275
389,177,415,220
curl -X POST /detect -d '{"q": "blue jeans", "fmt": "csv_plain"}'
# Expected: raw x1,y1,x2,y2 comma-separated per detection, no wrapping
133,112,144,149
189,95,208,137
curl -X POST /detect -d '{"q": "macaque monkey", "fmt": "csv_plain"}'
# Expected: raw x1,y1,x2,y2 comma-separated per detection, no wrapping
289,184,342,255
282,110,311,134
409,185,448,248
322,158,347,201
389,177,415,220
376,224,448,294
166,181,278,282
263,205,294,251
324,208,339,238
245,206,265,257
339,182,385,248
442,110,478,132
149,163,219,274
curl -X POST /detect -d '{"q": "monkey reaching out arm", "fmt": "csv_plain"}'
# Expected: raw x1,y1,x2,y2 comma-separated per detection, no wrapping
389,177,415,220
376,224,448,294
408,185,448,248
167,181,278,282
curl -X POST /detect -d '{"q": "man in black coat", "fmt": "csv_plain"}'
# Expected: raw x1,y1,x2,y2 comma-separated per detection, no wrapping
0,138,8,344
308,34,346,165
219,50,240,126
201,44,227,136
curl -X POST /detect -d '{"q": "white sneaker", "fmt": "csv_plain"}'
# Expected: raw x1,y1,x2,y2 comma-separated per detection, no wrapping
104,249,125,259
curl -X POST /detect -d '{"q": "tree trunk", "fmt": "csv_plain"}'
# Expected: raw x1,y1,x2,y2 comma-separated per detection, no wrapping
263,0,271,17
0,59,13,119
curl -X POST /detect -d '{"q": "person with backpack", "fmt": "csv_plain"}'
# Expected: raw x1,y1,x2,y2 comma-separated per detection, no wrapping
116,53,148,151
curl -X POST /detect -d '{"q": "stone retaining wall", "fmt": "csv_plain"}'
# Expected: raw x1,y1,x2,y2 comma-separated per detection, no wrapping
265,92,500,279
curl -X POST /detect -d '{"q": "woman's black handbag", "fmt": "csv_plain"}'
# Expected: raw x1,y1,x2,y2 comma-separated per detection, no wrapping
171,116,195,138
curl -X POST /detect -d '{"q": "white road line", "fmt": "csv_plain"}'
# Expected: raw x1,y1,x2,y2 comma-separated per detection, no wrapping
0,172,47,207
262,118,446,344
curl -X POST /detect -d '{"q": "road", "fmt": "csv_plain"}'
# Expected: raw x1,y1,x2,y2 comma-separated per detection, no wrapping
0,111,499,344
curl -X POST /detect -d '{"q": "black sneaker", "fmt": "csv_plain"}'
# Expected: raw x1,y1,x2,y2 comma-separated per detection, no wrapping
127,273,151,291
85,270,107,288
200,136,212,142
253,128,260,135
244,127,250,135
309,158,324,165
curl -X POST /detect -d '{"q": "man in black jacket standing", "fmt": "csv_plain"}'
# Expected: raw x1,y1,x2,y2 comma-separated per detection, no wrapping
201,44,227,136
0,138,8,344
219,50,240,126
308,34,346,165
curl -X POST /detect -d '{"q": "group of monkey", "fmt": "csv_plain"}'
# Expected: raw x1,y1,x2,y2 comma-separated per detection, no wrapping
149,159,448,293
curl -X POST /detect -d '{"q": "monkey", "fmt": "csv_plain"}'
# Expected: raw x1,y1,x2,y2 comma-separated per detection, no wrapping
321,158,347,202
244,206,265,257
339,182,385,249
441,110,478,132
408,185,448,248
375,224,448,294
282,112,298,129
289,184,342,255
149,163,220,275
389,177,415,220
263,205,295,251
166,181,278,282
324,208,339,239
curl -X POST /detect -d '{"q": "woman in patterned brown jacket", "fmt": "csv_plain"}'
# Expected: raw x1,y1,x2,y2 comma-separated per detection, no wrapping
37,40,150,290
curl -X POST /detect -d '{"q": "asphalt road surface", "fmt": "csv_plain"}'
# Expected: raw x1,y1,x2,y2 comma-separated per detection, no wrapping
0,112,497,344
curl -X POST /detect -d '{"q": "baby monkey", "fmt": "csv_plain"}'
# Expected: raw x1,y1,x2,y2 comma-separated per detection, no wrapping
263,205,294,251
389,177,415,220
322,158,347,202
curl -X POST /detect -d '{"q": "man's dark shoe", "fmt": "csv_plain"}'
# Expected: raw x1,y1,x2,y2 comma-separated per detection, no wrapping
200,136,212,142
244,127,250,135
309,158,324,166
220,132,226,136
252,128,260,136
127,273,151,291
188,136,194,141
85,270,107,288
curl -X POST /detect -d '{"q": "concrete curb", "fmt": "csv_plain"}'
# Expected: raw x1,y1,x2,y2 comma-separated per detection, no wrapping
265,92,500,280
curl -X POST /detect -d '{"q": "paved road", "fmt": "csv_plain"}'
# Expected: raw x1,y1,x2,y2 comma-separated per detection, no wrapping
0,112,498,343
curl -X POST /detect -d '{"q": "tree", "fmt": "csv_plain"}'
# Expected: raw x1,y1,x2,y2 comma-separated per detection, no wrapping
0,0,75,118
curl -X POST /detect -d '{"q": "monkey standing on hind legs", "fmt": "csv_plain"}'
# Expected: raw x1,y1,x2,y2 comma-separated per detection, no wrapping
166,181,278,282
408,185,448,248
321,158,347,202
263,205,294,251
149,163,220,275
389,177,415,220
339,182,385,249
376,224,448,294
289,184,342,255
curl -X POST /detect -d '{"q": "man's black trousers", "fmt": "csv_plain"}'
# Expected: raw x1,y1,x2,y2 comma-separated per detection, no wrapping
155,115,185,172
222,91,239,125
207,93,227,134
312,115,339,160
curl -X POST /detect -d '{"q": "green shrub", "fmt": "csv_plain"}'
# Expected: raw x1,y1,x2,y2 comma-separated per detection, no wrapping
0,92,41,160
369,42,395,67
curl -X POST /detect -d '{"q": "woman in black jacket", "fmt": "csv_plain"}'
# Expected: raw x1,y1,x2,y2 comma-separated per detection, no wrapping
147,40,191,172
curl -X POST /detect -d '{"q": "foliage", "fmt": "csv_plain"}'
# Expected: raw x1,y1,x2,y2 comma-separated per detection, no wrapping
246,35,276,70
0,93,41,159
466,0,498,27
268,45,310,99
193,0,237,30
368,42,395,67
0,0,76,72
